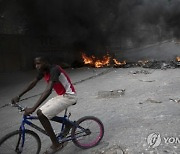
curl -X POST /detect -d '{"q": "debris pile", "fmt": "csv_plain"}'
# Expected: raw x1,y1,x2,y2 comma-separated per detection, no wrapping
138,60,176,69
81,52,180,69
113,60,179,69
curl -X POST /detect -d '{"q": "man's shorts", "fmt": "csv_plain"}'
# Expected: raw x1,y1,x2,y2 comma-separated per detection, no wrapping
39,93,77,119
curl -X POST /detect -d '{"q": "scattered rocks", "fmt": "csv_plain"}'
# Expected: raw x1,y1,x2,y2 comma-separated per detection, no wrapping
169,98,180,103
138,60,176,69
98,89,125,98
139,98,162,104
130,70,151,75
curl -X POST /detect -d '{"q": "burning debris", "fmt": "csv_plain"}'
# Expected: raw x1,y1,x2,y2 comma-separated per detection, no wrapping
81,53,126,68
175,56,180,66
176,56,180,62
137,56,180,69
81,53,110,68
113,59,126,67
81,53,180,69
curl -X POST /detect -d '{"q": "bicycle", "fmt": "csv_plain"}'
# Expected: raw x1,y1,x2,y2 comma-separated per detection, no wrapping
0,103,104,154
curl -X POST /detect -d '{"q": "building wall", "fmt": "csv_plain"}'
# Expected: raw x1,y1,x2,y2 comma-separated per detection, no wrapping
0,35,79,72
0,32,180,72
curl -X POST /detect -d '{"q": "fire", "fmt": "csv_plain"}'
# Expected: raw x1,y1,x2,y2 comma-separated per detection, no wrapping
81,53,110,68
176,56,180,62
113,59,126,66
81,53,94,65
95,55,111,68
81,52,127,68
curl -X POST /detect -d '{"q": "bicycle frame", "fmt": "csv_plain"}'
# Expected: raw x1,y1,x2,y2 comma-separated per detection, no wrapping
0,104,104,154
17,108,87,151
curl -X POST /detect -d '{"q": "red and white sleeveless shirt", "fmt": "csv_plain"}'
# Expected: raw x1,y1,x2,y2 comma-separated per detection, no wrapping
37,65,76,95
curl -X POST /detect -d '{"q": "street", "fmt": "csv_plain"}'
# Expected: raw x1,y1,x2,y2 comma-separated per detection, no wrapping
0,67,180,154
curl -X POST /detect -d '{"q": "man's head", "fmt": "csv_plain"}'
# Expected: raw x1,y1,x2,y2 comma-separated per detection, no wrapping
34,57,49,71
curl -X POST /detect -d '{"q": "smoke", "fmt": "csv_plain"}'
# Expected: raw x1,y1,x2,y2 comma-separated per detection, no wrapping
18,0,117,50
135,0,180,38
2,0,180,50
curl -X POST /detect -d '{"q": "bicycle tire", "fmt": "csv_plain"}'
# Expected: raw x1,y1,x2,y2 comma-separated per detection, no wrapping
71,116,104,149
0,129,41,154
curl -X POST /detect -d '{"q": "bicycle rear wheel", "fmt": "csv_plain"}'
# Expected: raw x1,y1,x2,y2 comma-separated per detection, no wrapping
0,129,41,154
71,116,104,149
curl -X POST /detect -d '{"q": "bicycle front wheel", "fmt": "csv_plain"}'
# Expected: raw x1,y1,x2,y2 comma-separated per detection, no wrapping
0,129,41,154
71,116,104,149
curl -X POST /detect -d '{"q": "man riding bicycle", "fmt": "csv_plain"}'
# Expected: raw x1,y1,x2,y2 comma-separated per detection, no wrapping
11,57,77,154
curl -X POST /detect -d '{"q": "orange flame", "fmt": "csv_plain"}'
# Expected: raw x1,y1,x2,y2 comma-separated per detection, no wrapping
81,53,110,68
95,55,111,68
81,53,94,65
113,59,126,66
176,56,180,62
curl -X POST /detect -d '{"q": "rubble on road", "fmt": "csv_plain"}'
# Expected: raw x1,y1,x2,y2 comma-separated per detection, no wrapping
130,70,151,75
139,98,162,104
113,59,179,69
97,89,125,98
138,60,176,69
169,98,180,103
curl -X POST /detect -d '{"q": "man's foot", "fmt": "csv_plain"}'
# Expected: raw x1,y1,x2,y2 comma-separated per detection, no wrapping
43,142,68,154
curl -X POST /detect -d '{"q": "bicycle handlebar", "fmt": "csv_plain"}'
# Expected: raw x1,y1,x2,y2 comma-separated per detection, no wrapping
11,103,70,117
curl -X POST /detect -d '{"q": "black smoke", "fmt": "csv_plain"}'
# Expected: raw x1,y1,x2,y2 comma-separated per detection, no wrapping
1,0,180,51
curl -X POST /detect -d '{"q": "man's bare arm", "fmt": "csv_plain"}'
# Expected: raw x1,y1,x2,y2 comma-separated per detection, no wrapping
24,81,54,115
19,78,39,98
11,78,39,103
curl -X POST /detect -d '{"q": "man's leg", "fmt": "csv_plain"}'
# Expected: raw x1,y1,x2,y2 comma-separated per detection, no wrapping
37,109,60,148
37,95,77,149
